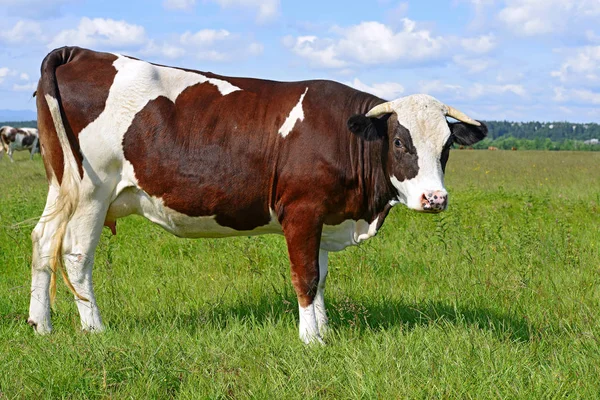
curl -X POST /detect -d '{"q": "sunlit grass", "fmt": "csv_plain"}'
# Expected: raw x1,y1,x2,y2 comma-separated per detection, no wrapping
1,150,599,398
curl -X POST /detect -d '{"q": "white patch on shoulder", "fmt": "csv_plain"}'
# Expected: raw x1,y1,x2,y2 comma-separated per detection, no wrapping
278,87,308,138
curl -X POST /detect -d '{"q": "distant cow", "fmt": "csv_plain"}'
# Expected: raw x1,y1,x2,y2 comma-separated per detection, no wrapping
488,146,498,151
0,126,39,161
511,147,517,151
28,47,487,343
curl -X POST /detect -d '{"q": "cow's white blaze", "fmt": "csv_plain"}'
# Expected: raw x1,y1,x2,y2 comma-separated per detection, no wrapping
389,94,451,210
278,87,308,138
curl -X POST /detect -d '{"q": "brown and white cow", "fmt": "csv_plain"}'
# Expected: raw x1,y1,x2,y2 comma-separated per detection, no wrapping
0,126,39,161
29,46,486,343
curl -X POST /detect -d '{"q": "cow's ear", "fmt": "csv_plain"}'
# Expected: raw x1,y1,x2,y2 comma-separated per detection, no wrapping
449,121,487,146
347,114,385,141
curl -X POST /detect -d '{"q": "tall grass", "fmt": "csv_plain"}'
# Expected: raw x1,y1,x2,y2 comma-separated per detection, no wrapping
1,150,599,398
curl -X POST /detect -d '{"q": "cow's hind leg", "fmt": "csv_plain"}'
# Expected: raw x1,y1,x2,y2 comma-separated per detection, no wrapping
28,185,61,333
61,198,109,332
30,137,39,160
29,185,109,332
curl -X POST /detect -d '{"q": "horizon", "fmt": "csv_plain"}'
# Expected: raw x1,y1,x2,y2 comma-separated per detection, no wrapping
0,1,599,123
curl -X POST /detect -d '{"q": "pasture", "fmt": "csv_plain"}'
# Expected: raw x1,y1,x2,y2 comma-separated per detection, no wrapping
1,150,599,398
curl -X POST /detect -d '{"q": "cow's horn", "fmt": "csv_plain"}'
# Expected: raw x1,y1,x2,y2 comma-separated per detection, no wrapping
445,105,481,126
365,101,394,118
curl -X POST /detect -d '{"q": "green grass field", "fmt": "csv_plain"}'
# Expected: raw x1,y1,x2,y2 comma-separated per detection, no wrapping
1,150,599,398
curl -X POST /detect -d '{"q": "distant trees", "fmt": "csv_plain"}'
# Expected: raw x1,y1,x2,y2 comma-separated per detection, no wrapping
0,120,37,129
469,121,600,151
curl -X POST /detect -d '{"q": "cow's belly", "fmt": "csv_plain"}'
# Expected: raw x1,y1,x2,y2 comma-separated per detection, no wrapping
107,187,380,247
106,187,282,238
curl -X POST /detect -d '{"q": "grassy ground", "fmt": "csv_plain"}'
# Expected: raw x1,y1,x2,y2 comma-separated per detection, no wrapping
1,150,599,398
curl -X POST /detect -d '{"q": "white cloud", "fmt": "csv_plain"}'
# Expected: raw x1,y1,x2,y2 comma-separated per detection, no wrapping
496,70,525,83
13,82,37,91
498,0,600,36
0,20,44,45
48,17,146,50
418,80,526,100
453,55,495,73
209,0,280,22
557,106,573,114
163,0,280,21
553,87,600,104
551,46,600,84
284,19,450,69
388,2,409,21
463,0,496,24
142,29,263,61
180,29,231,46
141,40,186,59
461,34,496,54
283,35,347,68
586,30,600,43
470,83,526,98
0,67,11,84
419,80,463,95
345,78,405,99
163,0,196,10
0,0,74,18
20,73,29,80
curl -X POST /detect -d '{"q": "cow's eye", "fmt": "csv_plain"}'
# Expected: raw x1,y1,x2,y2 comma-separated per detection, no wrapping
394,138,403,148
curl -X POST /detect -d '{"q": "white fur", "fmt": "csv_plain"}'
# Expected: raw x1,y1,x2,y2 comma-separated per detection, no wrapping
28,184,60,333
298,302,322,344
314,249,329,336
320,218,381,251
278,87,308,138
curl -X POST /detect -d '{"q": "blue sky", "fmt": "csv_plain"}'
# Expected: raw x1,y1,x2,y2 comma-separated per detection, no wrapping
0,0,599,122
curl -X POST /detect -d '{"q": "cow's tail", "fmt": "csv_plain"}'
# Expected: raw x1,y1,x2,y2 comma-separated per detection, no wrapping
38,47,88,305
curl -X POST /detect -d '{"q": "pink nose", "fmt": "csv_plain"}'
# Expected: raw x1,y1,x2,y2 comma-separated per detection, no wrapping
421,191,448,212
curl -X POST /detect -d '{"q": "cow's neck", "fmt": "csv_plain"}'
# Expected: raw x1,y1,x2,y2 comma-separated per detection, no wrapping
343,108,397,225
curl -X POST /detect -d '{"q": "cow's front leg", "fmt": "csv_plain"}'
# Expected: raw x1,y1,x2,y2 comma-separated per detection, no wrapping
282,206,324,344
315,249,329,336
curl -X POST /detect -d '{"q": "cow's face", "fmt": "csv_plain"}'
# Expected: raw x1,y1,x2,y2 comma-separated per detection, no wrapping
348,94,487,212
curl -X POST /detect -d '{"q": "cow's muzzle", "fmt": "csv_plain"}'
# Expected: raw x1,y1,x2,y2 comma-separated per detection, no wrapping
421,190,448,212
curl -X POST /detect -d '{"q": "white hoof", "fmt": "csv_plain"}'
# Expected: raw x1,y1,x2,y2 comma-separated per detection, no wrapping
27,318,52,335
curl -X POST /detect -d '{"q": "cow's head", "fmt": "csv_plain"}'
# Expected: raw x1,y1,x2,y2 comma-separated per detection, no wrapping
348,94,487,212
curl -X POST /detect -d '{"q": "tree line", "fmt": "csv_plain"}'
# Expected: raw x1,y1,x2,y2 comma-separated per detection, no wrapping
474,121,600,151
0,120,37,129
